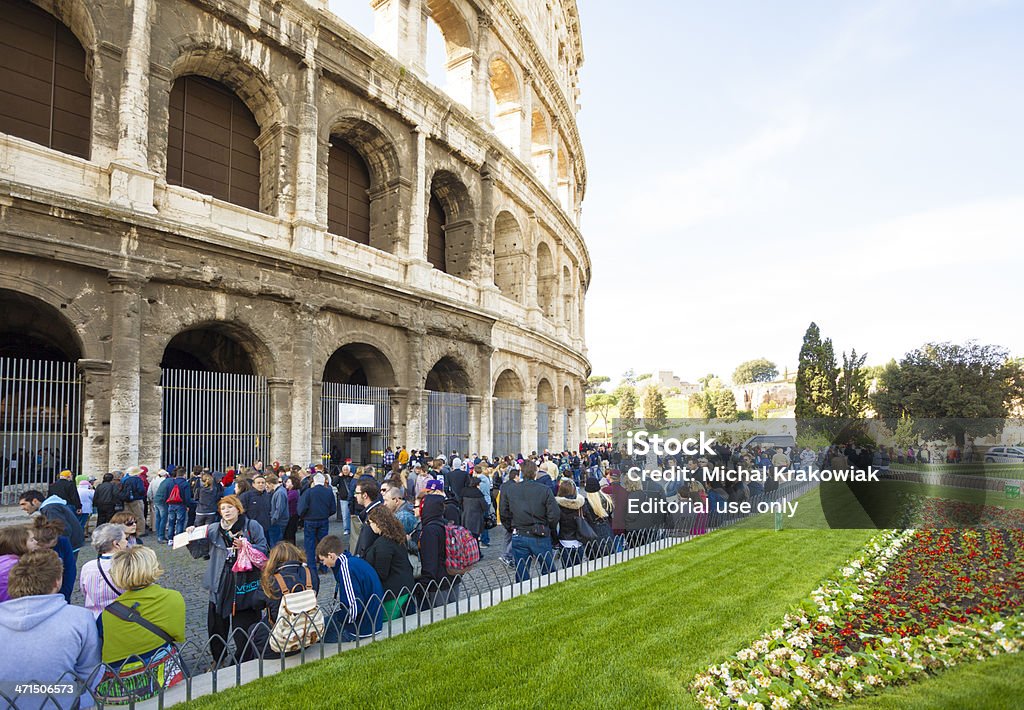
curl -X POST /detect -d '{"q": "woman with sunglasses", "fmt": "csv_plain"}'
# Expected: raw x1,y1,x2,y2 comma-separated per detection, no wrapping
110,511,141,547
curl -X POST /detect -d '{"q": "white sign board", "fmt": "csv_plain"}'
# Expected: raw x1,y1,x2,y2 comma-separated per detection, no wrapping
337,403,375,427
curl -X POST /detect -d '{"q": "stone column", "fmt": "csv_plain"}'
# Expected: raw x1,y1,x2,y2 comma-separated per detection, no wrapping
267,377,293,465
406,388,426,450
293,58,325,255
109,0,157,211
310,378,323,466
549,122,560,194
289,304,318,465
522,398,538,455
137,364,162,469
472,12,493,122
552,407,566,453
519,72,533,164
389,387,409,448
77,359,111,477
466,395,482,456
373,0,425,75
107,271,147,470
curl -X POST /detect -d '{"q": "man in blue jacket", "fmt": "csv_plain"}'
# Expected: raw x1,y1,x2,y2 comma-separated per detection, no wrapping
315,535,383,642
298,473,336,573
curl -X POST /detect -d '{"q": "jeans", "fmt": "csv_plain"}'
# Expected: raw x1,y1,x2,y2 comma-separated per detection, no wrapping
303,519,330,571
154,503,169,541
167,504,188,538
267,523,284,548
480,527,490,546
339,500,351,534
510,534,555,583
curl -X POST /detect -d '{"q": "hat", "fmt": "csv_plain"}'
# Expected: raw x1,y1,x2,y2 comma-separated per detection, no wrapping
59,469,73,479
607,468,621,480
125,465,143,476
425,479,444,492
140,466,149,475
584,477,601,493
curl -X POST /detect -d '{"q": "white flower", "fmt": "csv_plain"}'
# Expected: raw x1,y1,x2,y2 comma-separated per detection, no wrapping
770,697,790,710
865,675,881,686
992,621,1006,633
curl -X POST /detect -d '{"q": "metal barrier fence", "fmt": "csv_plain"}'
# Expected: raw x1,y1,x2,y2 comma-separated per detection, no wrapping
1,478,820,709
492,397,522,457
160,370,270,472
0,357,82,505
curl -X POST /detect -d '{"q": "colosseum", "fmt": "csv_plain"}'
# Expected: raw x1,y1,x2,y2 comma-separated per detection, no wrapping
0,0,590,491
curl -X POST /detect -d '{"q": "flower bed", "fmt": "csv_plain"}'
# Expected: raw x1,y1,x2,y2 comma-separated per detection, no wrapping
691,523,1024,708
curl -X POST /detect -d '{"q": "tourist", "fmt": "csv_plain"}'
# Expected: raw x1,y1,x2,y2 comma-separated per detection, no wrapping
191,495,269,666
298,472,336,572
77,477,95,530
383,486,417,534
28,516,76,602
416,494,461,604
600,470,628,537
352,478,383,557
48,469,82,511
94,473,120,525
0,550,101,709
149,468,168,539
460,474,489,546
110,511,142,547
499,460,559,582
164,466,195,543
266,474,288,547
99,546,185,699
582,477,615,552
315,535,384,642
119,466,148,536
19,488,85,552
240,473,273,535
0,524,32,602
194,471,224,528
554,479,586,567
364,507,415,620
260,540,319,626
283,475,300,544
79,523,129,618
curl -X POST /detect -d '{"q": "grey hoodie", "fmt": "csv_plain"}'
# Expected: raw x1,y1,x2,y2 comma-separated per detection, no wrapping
0,593,101,708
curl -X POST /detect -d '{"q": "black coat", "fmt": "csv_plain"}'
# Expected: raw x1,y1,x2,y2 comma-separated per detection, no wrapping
354,499,383,557
446,468,468,500
48,479,81,510
240,489,273,532
460,487,488,537
364,536,415,598
93,481,119,509
417,496,449,584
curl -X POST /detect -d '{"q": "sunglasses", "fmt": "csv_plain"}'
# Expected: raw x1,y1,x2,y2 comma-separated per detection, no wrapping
124,519,137,525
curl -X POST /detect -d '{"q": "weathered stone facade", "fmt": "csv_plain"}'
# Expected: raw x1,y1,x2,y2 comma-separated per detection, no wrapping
0,0,590,474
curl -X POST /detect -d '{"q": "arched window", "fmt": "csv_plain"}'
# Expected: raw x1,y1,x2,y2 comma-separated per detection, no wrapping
426,195,446,272
327,138,371,245
0,0,90,159
166,75,260,211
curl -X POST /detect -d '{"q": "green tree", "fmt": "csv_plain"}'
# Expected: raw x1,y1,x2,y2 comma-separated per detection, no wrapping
795,322,839,421
732,358,779,384
872,342,1024,446
621,370,653,387
688,392,713,418
714,388,738,421
615,385,637,420
837,348,869,418
641,385,668,429
586,375,610,396
586,392,618,437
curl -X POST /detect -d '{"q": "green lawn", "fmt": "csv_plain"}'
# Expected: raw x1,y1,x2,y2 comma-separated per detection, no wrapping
841,651,1024,710
177,527,876,709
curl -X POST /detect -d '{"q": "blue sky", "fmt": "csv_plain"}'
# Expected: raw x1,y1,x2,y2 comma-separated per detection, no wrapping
575,0,1024,384
329,1,1024,386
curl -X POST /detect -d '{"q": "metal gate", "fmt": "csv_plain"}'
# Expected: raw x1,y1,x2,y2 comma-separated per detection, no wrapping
161,369,270,472
537,402,549,452
320,383,390,470
492,397,522,457
426,391,469,459
0,358,82,503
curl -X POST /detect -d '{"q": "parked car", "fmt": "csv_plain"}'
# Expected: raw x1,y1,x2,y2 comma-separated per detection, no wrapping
984,446,1024,464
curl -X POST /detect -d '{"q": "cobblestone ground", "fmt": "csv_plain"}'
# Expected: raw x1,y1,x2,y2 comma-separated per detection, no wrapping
71,517,514,671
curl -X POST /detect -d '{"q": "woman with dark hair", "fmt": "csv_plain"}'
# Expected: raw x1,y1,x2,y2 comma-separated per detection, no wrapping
364,506,415,620
554,479,586,567
460,474,489,546
260,541,319,632
188,494,268,666
27,517,76,602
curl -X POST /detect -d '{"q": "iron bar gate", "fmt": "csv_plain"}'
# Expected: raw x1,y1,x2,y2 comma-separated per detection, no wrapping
160,369,270,472
537,402,549,452
492,397,522,458
320,382,390,471
426,391,469,459
0,358,82,504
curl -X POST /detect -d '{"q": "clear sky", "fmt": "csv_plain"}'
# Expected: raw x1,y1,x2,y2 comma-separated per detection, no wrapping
328,1,1024,386
575,0,1024,385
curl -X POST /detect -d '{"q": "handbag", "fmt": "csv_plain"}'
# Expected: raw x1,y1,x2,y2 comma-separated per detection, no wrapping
483,511,497,530
98,601,186,702
575,510,598,542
